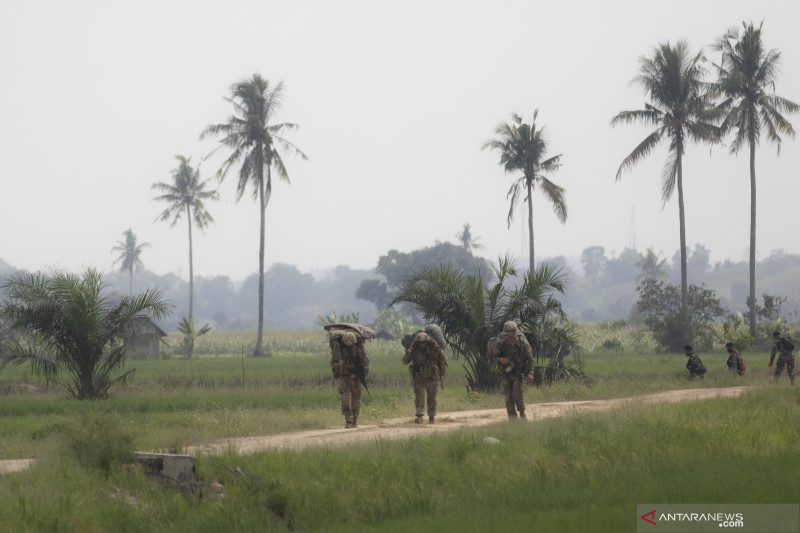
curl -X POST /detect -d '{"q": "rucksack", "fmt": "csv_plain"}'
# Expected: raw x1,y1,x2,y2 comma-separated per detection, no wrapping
781,337,795,351
738,354,746,374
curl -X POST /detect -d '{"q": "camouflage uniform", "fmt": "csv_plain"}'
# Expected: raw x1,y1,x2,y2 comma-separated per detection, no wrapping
330,331,370,428
488,322,534,419
770,336,795,385
402,332,447,424
685,352,706,380
725,346,745,376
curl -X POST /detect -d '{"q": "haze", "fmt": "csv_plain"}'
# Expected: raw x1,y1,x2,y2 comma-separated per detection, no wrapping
2,0,799,283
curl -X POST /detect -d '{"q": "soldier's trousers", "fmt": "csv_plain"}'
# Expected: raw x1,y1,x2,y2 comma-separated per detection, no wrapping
500,374,525,416
773,354,796,382
412,375,438,417
338,375,362,420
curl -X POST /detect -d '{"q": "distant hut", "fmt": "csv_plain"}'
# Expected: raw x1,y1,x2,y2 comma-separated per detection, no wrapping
123,315,167,360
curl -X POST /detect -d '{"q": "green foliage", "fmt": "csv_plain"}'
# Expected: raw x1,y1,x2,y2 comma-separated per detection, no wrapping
719,312,754,352
636,279,725,352
0,268,171,399
370,308,413,339
316,311,360,327
175,317,212,359
390,256,580,391
65,412,135,474
356,242,490,312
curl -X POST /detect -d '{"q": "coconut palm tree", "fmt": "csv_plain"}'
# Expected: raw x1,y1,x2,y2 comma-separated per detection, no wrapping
0,268,170,399
483,111,567,272
112,229,150,294
201,74,306,356
712,22,799,338
455,222,483,253
611,40,720,336
636,247,669,282
390,255,582,391
151,155,218,337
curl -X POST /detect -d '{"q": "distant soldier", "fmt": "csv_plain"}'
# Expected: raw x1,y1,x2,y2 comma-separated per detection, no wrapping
769,331,795,385
402,331,447,424
488,321,534,420
684,344,706,380
330,331,370,428
725,342,745,376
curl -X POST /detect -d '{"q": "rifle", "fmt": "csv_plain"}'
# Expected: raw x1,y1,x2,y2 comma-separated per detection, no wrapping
355,342,371,399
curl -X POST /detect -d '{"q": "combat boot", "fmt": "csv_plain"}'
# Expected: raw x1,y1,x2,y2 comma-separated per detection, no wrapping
345,417,353,429
507,413,518,421
519,411,527,420
429,416,435,424
415,415,423,424
351,416,358,428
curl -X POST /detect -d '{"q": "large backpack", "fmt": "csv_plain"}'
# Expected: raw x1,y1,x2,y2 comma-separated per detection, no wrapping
781,337,795,351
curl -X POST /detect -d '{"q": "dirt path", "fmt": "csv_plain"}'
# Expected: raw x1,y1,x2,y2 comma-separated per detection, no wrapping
0,386,749,474
186,386,749,456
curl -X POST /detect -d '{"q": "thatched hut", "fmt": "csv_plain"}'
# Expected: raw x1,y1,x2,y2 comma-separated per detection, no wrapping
123,315,167,360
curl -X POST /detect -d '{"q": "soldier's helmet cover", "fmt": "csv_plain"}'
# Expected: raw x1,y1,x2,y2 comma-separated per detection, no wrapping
415,332,432,344
341,331,357,346
503,321,518,332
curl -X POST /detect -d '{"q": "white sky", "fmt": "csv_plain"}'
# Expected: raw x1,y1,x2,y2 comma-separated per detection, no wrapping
2,0,799,283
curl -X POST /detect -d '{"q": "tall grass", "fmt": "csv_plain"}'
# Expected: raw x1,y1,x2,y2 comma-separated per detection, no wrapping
0,387,796,532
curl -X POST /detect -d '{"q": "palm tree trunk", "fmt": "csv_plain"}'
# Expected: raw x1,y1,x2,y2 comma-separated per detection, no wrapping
187,203,195,359
526,180,535,272
748,139,757,338
254,167,266,357
676,155,689,333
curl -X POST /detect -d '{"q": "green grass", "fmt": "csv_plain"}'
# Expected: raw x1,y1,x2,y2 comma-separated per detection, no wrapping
0,327,795,532
0,386,797,532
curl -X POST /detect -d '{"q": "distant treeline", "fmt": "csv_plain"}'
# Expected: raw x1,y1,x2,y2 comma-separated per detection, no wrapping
1,245,798,331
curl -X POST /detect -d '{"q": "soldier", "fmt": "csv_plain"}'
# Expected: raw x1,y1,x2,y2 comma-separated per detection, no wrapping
330,330,370,428
725,342,745,376
769,331,795,385
488,321,534,420
402,331,447,424
684,344,706,380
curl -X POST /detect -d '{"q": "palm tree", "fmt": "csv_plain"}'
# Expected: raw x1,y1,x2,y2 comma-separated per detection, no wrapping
0,268,170,399
201,74,306,356
636,247,669,282
712,22,799,338
483,111,567,272
151,155,219,330
455,222,483,253
390,255,582,391
611,40,720,335
112,229,150,294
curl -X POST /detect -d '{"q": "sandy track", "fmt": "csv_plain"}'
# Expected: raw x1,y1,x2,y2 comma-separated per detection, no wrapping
185,386,749,456
0,386,749,474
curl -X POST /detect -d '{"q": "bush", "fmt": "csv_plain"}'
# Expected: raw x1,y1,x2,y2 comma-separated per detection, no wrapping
65,413,136,474
636,280,725,353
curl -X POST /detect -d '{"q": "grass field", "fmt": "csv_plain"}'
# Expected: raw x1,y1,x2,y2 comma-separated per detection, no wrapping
0,328,797,532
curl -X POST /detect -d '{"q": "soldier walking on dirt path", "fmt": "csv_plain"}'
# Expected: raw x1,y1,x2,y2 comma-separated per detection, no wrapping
402,330,447,424
488,321,534,420
770,331,795,385
330,331,370,428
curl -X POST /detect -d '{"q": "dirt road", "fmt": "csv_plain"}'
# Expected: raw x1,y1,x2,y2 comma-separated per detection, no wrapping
186,386,749,456
0,386,748,474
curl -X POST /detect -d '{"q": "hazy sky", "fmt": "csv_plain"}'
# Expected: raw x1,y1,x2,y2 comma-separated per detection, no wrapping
2,0,799,282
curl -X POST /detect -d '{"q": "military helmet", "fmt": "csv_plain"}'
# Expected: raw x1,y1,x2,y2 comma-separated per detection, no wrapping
503,321,518,332
415,332,432,344
341,331,357,346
